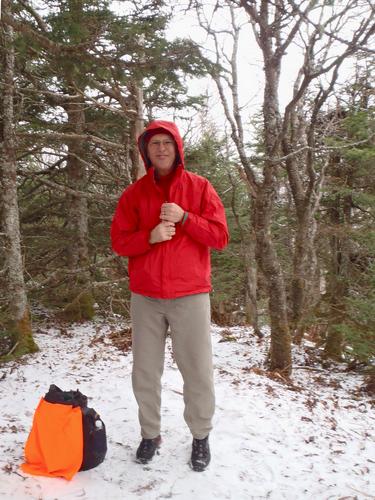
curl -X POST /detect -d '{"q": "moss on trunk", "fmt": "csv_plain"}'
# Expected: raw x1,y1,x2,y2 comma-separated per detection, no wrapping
0,309,38,362
59,290,95,322
324,325,344,361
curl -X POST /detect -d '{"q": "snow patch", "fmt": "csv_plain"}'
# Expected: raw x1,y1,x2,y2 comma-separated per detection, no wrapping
0,317,374,499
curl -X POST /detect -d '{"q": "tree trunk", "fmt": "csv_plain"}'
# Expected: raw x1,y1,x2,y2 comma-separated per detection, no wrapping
324,160,350,360
230,177,262,336
291,207,320,342
255,12,292,373
244,214,263,338
129,81,145,181
254,183,292,373
0,1,37,357
62,95,94,321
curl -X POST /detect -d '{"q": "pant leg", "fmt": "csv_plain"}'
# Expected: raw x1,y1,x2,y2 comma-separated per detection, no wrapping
130,293,168,439
167,293,214,439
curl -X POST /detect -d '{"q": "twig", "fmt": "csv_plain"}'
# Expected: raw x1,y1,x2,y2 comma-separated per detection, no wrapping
13,470,27,480
293,366,327,372
348,486,375,499
6,342,19,357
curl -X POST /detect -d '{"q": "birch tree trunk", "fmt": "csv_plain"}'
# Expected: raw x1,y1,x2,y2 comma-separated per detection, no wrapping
0,0,37,357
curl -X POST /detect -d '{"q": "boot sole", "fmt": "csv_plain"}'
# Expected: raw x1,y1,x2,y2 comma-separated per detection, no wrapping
135,449,160,464
190,460,209,472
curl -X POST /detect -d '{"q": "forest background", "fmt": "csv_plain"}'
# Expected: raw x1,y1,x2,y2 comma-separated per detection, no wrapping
1,0,374,383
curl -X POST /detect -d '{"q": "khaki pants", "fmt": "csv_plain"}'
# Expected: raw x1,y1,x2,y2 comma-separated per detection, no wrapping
130,292,214,440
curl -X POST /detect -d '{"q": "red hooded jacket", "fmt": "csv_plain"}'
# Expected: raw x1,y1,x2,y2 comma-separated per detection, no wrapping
110,120,229,299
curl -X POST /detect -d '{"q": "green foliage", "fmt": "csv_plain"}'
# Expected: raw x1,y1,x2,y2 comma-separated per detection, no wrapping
184,128,249,323
0,309,15,358
45,0,112,45
58,290,95,322
343,110,374,139
319,102,375,363
340,258,375,362
6,0,210,324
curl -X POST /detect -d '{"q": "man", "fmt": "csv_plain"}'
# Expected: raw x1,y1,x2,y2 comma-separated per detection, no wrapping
110,120,229,472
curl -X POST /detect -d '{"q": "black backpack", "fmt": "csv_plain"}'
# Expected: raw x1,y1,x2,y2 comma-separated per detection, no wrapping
44,384,107,471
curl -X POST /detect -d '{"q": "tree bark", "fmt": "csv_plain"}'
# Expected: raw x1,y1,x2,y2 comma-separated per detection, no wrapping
61,93,94,320
228,172,262,336
202,5,261,338
65,97,89,269
0,0,37,356
209,0,292,371
254,180,292,372
129,80,145,181
324,156,350,360
290,206,320,342
253,1,292,373
244,226,263,338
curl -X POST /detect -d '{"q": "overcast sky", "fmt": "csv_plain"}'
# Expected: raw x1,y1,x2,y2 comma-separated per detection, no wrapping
110,1,369,141
165,2,365,139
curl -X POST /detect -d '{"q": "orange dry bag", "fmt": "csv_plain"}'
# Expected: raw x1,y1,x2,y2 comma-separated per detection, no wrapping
21,385,106,481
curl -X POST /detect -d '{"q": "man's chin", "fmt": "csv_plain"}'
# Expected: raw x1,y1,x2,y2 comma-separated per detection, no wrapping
155,165,174,175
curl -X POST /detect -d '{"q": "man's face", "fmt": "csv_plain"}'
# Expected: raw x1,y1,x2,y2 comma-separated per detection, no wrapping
147,133,177,176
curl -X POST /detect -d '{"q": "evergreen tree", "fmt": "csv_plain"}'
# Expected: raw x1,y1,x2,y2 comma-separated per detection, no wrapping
184,126,249,325
1,0,208,323
0,0,38,359
320,97,375,365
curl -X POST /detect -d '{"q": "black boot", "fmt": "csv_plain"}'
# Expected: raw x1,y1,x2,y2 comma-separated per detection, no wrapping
136,435,161,464
190,435,210,472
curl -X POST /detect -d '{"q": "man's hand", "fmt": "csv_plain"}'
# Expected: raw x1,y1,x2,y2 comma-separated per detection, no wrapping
149,220,176,244
160,202,184,223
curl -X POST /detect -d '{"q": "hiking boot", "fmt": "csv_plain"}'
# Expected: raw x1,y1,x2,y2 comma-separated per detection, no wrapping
190,435,210,472
135,435,161,464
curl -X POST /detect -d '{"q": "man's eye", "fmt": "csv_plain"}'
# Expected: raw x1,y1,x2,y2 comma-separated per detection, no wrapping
150,141,174,147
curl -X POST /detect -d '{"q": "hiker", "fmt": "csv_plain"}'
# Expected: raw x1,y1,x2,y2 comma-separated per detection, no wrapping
110,120,229,471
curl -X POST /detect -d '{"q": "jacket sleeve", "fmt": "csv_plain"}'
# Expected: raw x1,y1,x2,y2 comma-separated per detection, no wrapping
110,189,152,257
182,180,229,250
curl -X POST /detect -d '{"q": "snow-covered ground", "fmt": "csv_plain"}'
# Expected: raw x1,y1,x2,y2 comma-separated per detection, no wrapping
0,313,374,500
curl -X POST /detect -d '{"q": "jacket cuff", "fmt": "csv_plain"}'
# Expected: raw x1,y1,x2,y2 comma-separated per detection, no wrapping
181,211,189,226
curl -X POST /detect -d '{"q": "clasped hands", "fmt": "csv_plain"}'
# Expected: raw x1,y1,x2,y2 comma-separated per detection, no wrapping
149,203,184,244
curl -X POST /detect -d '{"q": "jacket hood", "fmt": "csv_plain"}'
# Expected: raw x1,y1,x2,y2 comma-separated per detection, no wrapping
138,120,184,170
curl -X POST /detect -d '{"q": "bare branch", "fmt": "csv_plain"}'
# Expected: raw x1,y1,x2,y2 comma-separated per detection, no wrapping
18,131,124,150
261,136,375,164
196,3,259,197
17,172,120,202
289,0,375,54
17,0,49,32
